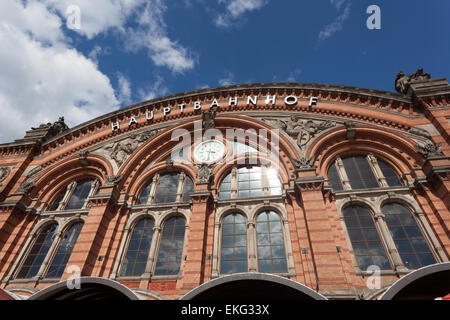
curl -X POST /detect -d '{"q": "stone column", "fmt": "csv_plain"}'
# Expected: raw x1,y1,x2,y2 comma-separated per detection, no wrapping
211,222,221,278
247,221,257,272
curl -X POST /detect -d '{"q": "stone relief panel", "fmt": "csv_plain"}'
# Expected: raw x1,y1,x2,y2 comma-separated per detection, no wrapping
0,166,12,185
94,129,162,173
260,115,336,157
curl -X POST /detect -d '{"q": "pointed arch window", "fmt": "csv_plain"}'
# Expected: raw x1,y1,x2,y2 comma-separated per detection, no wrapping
154,216,186,276
16,223,58,279
343,205,391,270
220,213,247,274
256,211,287,273
382,203,436,269
46,222,84,278
121,218,155,277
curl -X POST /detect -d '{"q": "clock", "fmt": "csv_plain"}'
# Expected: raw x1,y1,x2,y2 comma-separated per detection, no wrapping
193,140,226,163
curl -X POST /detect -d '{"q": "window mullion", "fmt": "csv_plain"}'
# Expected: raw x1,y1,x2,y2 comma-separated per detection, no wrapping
230,166,238,199
142,226,161,279
148,174,159,205
366,154,388,187
176,172,186,202
83,179,99,209
335,157,352,190
58,181,77,211
247,221,257,272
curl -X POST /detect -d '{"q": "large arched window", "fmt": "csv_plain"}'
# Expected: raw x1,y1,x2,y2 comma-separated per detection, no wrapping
342,156,379,189
154,216,186,276
219,166,282,199
382,203,436,269
48,179,98,211
343,205,391,270
121,218,154,277
256,211,287,273
327,155,403,191
46,222,84,278
220,213,247,274
17,223,58,279
155,173,179,204
137,172,193,205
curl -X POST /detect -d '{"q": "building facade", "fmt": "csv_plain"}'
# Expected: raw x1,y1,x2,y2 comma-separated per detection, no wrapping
0,70,449,300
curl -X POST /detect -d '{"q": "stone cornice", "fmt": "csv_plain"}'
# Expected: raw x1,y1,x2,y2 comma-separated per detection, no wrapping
0,83,417,155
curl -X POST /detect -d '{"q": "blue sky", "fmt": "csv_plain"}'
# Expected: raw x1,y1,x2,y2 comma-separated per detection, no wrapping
0,0,449,143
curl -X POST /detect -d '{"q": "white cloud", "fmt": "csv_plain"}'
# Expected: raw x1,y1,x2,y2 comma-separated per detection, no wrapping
117,73,132,106
218,71,235,86
137,76,168,101
42,0,146,39
216,0,268,28
125,0,197,73
318,1,351,41
45,0,197,73
0,0,119,143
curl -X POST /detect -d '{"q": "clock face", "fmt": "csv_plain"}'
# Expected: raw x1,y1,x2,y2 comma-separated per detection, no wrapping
193,140,226,163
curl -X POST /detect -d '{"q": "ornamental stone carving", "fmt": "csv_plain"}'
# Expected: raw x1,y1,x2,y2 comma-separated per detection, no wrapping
17,166,42,194
395,68,431,94
292,157,315,170
0,167,11,185
104,129,160,168
415,142,444,159
196,163,214,184
202,110,216,130
105,174,123,186
262,116,336,150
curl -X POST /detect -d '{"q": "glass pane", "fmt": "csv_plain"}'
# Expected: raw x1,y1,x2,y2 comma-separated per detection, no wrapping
343,206,391,271
383,203,436,269
220,214,247,275
155,174,179,204
48,189,66,211
120,218,154,277
327,162,343,191
138,182,152,204
342,156,378,190
17,224,58,279
256,211,286,273
378,160,402,187
154,217,185,275
183,176,194,202
66,180,94,210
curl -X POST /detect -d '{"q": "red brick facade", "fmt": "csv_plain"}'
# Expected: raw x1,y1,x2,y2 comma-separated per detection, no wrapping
0,74,449,300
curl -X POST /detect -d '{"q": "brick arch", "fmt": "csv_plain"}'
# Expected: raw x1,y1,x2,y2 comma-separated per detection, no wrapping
31,154,112,204
308,125,423,178
119,115,300,195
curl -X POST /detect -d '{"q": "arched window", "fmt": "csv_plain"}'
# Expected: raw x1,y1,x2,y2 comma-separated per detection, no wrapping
183,176,194,202
327,162,343,191
121,218,154,277
137,181,153,205
155,173,179,204
342,156,378,189
154,217,186,275
378,160,402,187
138,172,193,205
46,222,84,278
17,223,58,279
219,166,282,199
382,203,436,269
343,205,391,270
220,213,247,274
328,155,403,191
256,211,287,273
219,173,232,200
48,179,98,211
